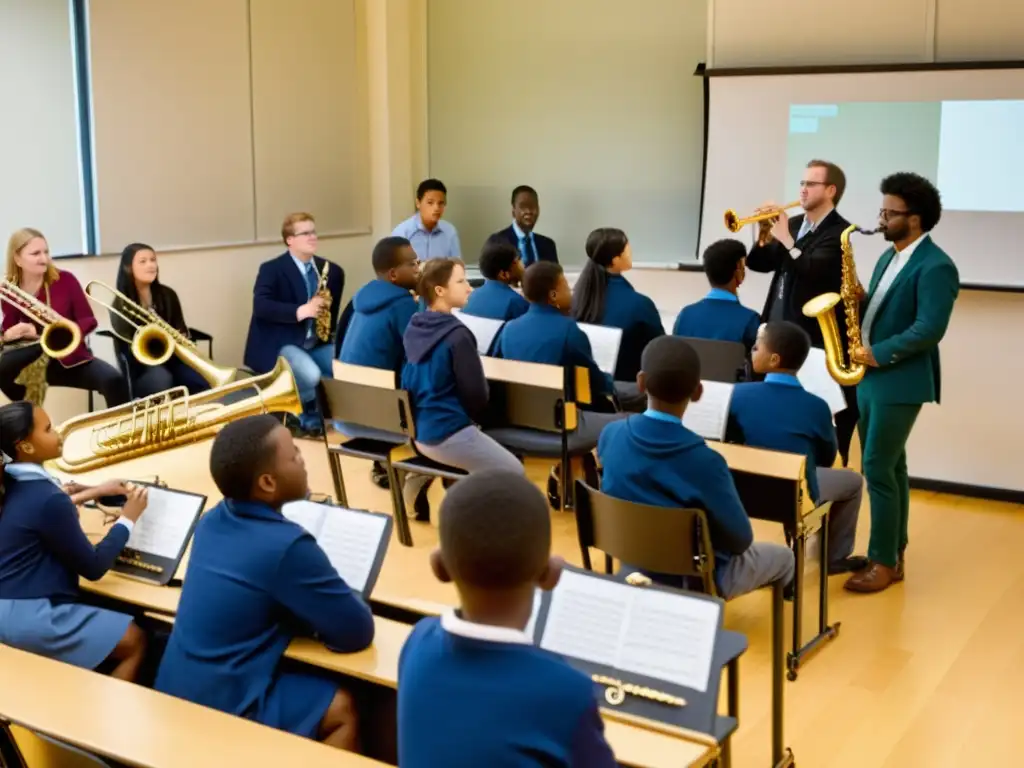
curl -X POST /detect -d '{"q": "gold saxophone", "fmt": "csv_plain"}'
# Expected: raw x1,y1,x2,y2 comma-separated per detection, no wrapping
50,357,303,474
84,281,236,389
314,260,333,343
801,224,882,387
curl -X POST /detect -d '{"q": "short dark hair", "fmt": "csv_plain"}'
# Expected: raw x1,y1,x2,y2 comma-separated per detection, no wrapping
439,470,550,589
880,172,942,232
417,258,464,306
702,239,746,286
416,178,447,200
762,321,811,370
641,336,701,403
209,415,283,501
479,237,521,279
807,159,847,206
522,261,563,303
372,236,412,274
511,185,537,204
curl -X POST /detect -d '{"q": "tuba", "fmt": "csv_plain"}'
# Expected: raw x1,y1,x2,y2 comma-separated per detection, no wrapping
51,357,303,474
801,224,882,387
314,260,333,343
0,280,82,361
84,281,236,389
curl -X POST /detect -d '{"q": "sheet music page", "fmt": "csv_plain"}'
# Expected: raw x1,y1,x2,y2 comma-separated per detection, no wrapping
124,488,202,560
524,588,543,639
281,501,326,539
452,310,504,354
797,347,846,415
616,588,721,693
311,506,389,593
538,569,629,668
577,323,623,376
682,381,734,441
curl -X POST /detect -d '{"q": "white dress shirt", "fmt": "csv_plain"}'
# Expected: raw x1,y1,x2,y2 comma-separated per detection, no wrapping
860,233,927,345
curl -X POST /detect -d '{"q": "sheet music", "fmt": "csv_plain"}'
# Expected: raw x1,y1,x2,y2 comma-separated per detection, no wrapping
797,347,846,416
281,500,325,538
540,569,720,692
124,488,202,560
452,310,504,354
682,380,734,441
577,323,623,376
524,588,543,639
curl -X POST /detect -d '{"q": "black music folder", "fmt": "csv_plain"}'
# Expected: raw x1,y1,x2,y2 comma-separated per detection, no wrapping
112,483,206,586
281,500,393,599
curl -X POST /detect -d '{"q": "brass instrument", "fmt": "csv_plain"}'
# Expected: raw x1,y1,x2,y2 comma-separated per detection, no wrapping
51,356,303,474
592,674,687,708
801,224,883,387
314,260,333,343
84,281,235,389
0,280,82,361
724,200,802,246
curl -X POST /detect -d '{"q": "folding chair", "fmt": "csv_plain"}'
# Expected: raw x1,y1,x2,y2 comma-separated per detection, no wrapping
676,337,747,383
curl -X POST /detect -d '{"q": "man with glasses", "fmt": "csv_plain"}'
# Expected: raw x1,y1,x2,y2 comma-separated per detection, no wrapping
844,172,958,594
243,212,345,438
747,159,859,465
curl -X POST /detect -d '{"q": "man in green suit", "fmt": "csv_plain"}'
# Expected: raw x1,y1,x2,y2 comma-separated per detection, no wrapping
845,172,959,594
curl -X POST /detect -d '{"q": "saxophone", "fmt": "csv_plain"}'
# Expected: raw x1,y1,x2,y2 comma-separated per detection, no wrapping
314,260,333,343
801,224,882,387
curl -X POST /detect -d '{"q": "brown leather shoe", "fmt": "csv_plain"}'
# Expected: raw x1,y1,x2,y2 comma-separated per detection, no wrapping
894,553,905,582
844,562,900,593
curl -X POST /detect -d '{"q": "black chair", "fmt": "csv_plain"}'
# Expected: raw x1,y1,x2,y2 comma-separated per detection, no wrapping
676,337,747,383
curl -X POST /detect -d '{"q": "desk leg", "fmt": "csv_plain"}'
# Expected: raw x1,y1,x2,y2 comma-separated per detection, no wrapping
787,534,804,681
772,581,796,768
719,658,739,768
385,462,413,547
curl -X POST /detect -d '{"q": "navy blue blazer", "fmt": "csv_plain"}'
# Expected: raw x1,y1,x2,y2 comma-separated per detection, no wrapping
243,252,345,373
491,226,559,265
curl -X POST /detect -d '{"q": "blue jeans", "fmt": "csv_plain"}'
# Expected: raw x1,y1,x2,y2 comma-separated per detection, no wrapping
280,343,334,428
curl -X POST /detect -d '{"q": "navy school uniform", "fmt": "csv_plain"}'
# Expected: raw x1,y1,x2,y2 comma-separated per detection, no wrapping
462,279,529,322
586,274,664,382
597,410,754,591
673,288,761,351
338,278,418,375
727,373,836,502
398,611,617,768
154,499,375,738
492,303,616,412
0,463,134,669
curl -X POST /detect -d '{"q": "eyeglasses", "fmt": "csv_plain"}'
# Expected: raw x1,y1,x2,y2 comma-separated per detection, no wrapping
878,208,911,221
292,230,317,238
799,181,828,188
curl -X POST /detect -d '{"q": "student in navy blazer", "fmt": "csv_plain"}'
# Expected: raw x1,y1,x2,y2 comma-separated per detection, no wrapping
155,416,374,750
674,239,761,351
461,237,528,322
489,185,559,266
243,213,344,436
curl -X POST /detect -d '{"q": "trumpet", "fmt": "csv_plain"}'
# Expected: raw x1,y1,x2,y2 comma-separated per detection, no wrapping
84,281,235,389
0,280,82,361
51,356,303,474
724,200,802,245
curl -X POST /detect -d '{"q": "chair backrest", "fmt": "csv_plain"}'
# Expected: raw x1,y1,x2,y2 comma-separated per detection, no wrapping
480,357,579,433
677,337,747,383
710,441,810,527
320,364,411,437
574,480,717,595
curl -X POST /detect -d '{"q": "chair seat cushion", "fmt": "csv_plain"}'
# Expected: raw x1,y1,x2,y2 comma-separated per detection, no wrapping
484,426,592,458
392,455,468,479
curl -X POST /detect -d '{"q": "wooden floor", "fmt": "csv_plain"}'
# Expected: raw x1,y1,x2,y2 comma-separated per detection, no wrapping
67,435,1024,768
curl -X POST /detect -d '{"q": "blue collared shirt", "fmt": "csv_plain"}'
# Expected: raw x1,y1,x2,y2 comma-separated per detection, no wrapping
643,408,680,424
764,372,802,387
289,252,317,295
3,462,62,487
512,221,537,265
705,288,740,303
392,214,461,261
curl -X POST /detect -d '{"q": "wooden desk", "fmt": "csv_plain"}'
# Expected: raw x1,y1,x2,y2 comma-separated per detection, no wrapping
0,645,385,768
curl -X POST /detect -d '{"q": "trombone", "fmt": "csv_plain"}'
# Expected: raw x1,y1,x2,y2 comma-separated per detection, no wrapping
84,281,236,389
0,280,82,361
724,200,802,245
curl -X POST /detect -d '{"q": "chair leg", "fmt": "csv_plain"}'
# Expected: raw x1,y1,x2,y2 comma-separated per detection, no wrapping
787,516,841,680
387,464,413,547
328,452,348,507
771,581,795,767
787,535,804,681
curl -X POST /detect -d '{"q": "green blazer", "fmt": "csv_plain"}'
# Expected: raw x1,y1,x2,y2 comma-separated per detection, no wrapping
858,235,959,406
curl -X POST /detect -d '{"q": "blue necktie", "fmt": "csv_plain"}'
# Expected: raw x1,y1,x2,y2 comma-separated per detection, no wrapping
303,264,318,343
521,234,537,266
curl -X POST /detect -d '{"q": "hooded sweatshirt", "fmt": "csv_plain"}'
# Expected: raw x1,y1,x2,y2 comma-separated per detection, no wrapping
339,279,418,375
402,310,489,444
462,279,530,322
597,412,754,588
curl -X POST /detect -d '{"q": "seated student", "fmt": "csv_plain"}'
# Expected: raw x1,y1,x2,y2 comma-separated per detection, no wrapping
402,259,524,517
572,227,664,409
155,415,374,750
728,322,867,574
398,470,616,767
488,185,559,265
461,237,528,321
0,401,149,680
392,179,461,261
597,336,794,600
674,239,760,351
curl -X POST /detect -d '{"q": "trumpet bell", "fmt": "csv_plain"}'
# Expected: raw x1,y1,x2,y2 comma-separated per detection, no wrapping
41,320,82,360
131,324,175,366
723,209,741,232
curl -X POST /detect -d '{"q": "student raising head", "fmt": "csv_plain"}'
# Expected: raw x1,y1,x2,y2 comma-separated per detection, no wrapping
674,239,761,351
397,470,616,767
597,336,794,600
391,179,462,261
0,401,148,680
461,237,528,321
572,227,664,390
155,415,374,750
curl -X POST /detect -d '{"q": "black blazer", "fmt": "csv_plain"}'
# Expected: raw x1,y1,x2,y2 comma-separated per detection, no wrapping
746,209,850,350
491,226,559,265
243,252,345,373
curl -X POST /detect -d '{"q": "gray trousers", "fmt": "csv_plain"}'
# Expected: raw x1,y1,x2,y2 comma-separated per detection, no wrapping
403,425,524,503
816,467,863,565
717,542,795,600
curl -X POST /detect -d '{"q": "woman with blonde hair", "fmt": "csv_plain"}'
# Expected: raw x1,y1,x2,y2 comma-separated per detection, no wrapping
0,228,128,407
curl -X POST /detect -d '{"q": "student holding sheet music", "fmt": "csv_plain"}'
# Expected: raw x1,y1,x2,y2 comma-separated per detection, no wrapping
674,239,760,351
155,416,374,751
728,322,867,575
461,237,528,321
597,337,794,600
0,402,149,680
398,470,616,767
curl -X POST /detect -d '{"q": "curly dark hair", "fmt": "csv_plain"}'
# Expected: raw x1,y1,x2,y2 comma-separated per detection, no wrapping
880,172,942,233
